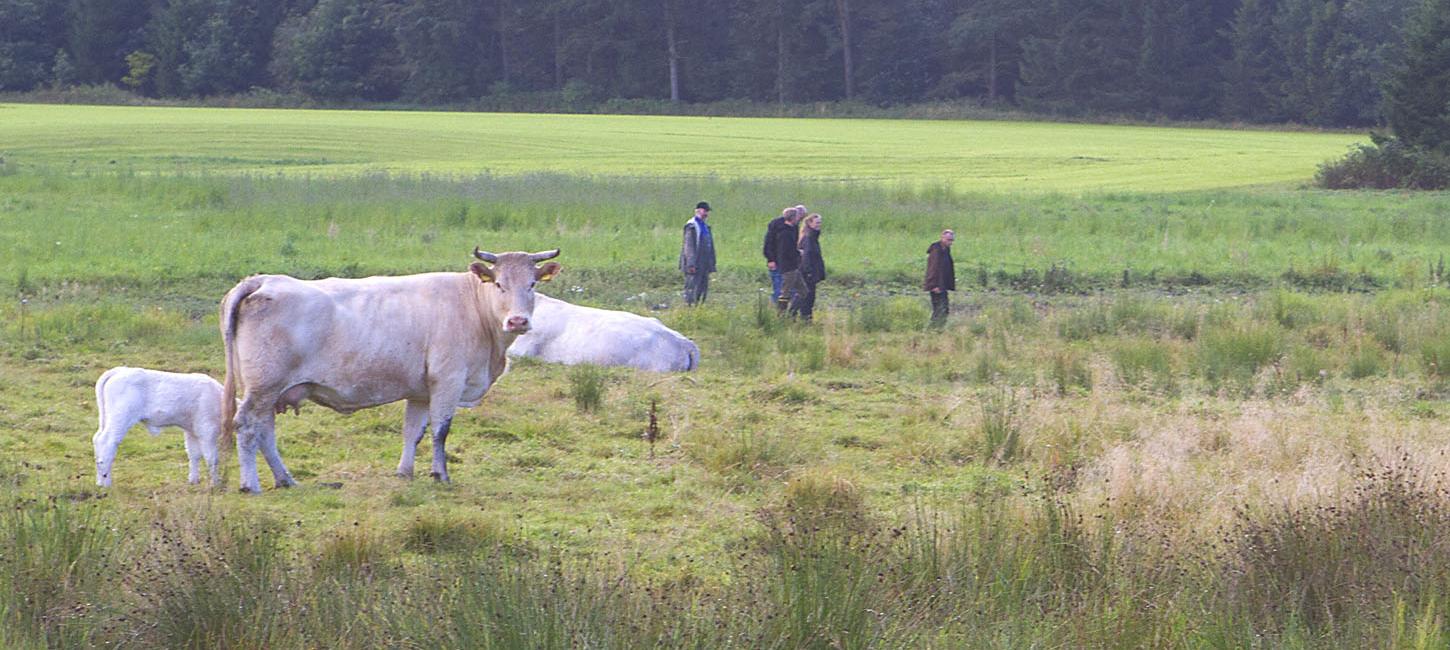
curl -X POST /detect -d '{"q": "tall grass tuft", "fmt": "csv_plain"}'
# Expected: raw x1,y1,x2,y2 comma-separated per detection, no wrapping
402,511,507,555
1111,337,1176,390
1198,321,1282,393
0,494,118,648
144,510,291,648
1049,346,1093,395
851,297,929,333
977,388,1024,465
780,466,869,532
1222,458,1450,633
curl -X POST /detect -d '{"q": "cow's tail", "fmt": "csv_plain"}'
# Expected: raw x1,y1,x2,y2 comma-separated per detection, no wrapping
220,277,263,449
684,340,700,372
95,367,120,432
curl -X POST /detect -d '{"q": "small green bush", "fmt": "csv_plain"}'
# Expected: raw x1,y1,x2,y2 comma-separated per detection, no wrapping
568,364,608,412
1316,136,1450,190
1347,343,1387,380
1421,338,1450,381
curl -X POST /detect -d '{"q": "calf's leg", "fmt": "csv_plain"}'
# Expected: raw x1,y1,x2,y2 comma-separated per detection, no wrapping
182,430,203,485
92,422,130,487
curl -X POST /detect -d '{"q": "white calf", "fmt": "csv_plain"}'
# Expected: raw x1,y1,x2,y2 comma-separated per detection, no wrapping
93,367,224,487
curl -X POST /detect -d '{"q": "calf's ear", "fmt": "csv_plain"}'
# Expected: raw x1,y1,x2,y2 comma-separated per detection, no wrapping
535,262,562,282
470,262,496,283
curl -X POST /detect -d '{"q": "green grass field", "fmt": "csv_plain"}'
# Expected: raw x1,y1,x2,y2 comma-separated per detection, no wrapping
1,103,1363,191
2,104,1449,647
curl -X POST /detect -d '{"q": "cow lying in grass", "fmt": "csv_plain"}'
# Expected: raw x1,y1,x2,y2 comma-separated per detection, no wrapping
510,294,699,372
93,367,224,487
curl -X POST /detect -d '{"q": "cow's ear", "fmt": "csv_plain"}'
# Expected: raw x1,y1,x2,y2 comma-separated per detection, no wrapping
470,262,496,283
536,262,561,283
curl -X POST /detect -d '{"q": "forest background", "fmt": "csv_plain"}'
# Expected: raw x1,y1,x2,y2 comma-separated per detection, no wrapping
0,0,1425,128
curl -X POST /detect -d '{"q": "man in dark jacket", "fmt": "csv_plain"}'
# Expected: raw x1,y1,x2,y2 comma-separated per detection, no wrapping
766,208,804,313
680,202,716,305
763,205,804,304
924,229,955,327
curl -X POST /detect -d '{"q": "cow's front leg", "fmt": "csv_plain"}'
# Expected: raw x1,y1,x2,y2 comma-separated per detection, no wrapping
396,400,429,479
427,401,459,483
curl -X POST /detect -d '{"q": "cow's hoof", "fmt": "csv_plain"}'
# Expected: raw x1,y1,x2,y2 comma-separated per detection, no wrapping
239,485,257,494
275,478,296,489
429,471,450,483
396,470,415,481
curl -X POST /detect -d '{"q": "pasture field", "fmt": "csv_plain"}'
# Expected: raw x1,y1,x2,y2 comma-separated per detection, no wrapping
1,107,1449,647
0,102,1365,191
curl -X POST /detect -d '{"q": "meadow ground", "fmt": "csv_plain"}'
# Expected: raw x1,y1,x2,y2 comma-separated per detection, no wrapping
0,102,1364,191
0,106,1448,647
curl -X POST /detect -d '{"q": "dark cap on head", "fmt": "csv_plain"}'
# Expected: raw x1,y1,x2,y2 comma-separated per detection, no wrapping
696,201,711,211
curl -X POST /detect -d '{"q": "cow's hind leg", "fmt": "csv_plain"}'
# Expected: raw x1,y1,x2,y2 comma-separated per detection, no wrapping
258,425,295,488
233,399,275,494
396,400,429,479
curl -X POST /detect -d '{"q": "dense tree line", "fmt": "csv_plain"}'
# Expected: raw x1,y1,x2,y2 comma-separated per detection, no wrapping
0,0,1430,126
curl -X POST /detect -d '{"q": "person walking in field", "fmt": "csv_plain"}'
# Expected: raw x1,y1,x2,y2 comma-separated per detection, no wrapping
763,205,804,304
680,201,716,305
765,207,804,313
791,213,825,322
925,229,955,327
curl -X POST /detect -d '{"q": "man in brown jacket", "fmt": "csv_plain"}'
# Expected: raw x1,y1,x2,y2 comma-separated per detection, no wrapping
924,229,955,327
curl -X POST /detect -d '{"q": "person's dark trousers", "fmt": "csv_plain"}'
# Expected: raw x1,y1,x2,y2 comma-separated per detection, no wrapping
778,270,805,314
791,281,818,322
684,273,710,305
769,269,783,303
930,291,949,327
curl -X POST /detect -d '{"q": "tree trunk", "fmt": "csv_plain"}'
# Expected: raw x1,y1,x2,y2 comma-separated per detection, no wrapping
988,33,998,102
666,2,681,102
553,10,563,89
498,0,512,86
835,0,853,100
776,0,787,104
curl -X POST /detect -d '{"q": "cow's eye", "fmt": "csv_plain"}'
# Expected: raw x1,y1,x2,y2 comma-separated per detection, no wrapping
495,284,506,292
529,281,536,289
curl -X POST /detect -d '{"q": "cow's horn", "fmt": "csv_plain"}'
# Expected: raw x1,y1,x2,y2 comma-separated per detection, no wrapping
473,247,498,263
529,249,560,262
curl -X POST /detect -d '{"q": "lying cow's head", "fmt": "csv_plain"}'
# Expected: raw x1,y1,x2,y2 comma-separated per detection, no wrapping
470,248,561,334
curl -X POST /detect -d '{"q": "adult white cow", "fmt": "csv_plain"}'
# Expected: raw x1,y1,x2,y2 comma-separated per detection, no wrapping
220,248,561,493
510,295,699,372
93,367,224,487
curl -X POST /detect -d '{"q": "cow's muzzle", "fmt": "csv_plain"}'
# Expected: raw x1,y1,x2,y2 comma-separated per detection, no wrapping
505,316,531,333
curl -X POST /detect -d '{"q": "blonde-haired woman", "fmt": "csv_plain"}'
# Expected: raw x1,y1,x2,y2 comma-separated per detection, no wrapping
791,213,825,322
